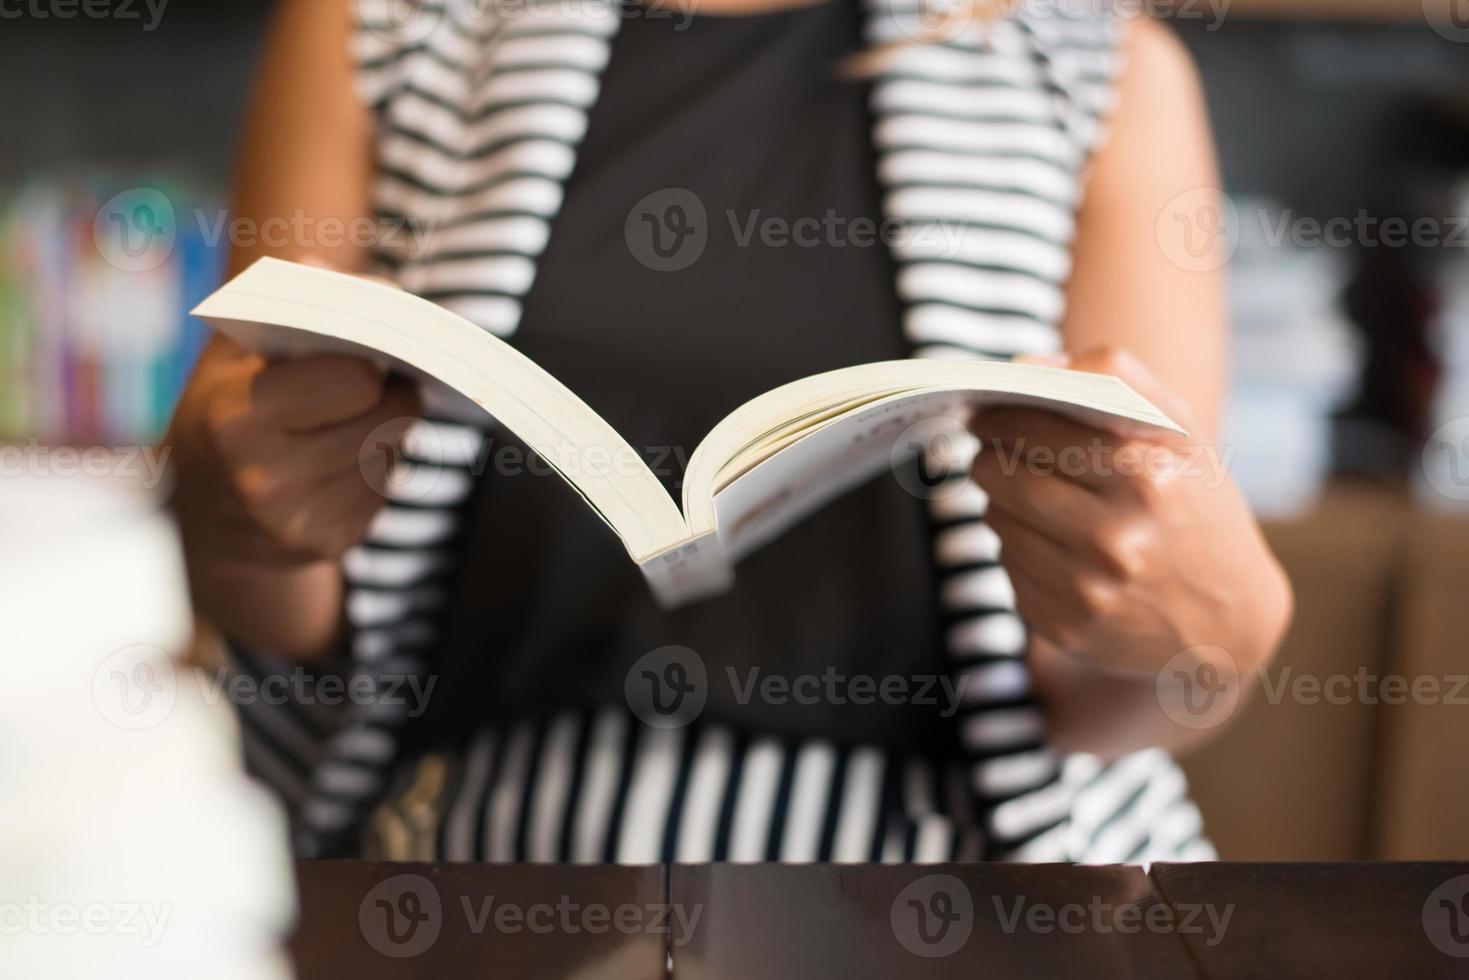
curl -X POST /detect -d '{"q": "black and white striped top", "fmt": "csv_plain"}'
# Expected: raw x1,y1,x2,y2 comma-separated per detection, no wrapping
224,0,1215,866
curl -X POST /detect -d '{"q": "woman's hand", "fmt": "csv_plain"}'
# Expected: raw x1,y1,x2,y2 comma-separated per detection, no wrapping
968,347,1292,754
167,322,420,656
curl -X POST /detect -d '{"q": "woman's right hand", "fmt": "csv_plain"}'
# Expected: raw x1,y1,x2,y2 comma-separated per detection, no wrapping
166,341,421,655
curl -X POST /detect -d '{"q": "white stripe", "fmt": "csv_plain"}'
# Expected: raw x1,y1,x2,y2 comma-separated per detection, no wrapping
366,506,460,546
443,729,497,861
571,710,627,862
398,254,539,296
527,713,580,861
436,295,524,336
991,777,1074,842
942,567,1017,608
614,726,684,864
935,522,1001,564
779,741,836,863
961,706,1046,748
929,481,989,521
675,728,734,863
905,302,1060,355
386,94,589,156
378,134,578,190
898,263,1064,322
948,612,1027,656
374,172,565,222
494,33,613,70
874,117,1078,166
888,187,1073,243
344,547,452,587
486,722,534,862
957,659,1031,703
873,80,1054,123
831,748,884,863
914,817,954,863
410,214,552,257
880,150,1075,205
728,739,784,863
972,748,1058,797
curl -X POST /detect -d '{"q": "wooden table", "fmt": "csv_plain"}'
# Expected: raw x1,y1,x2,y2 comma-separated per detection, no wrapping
290,861,1469,979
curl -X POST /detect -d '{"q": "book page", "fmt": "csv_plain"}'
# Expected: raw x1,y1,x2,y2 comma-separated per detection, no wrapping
193,259,689,562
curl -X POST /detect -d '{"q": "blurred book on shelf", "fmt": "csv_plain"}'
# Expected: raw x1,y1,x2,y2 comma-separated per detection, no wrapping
0,179,224,445
1221,195,1363,519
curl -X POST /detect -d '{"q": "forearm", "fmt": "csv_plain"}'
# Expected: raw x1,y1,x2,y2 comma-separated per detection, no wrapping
185,553,345,660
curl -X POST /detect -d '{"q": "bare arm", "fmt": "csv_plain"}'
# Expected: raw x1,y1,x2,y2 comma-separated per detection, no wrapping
165,0,417,658
971,17,1292,758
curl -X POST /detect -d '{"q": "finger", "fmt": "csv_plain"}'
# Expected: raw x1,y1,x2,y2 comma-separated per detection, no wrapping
972,444,1111,541
263,465,388,560
274,379,422,485
969,407,1120,493
251,355,392,432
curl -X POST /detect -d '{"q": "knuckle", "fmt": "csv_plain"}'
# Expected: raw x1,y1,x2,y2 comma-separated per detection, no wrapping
1076,576,1120,620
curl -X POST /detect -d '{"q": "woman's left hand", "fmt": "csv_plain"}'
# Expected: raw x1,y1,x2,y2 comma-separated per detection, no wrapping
968,347,1291,696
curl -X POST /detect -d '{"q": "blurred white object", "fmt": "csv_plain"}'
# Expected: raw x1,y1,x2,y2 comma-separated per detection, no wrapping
1419,180,1469,511
0,469,296,979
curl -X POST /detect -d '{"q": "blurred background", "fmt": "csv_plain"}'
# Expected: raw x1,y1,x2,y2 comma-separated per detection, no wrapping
1,1,1466,860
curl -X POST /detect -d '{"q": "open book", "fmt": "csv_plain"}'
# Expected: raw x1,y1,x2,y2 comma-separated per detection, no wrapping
193,259,1183,607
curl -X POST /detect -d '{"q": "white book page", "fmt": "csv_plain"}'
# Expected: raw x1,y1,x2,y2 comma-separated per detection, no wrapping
193,258,689,561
